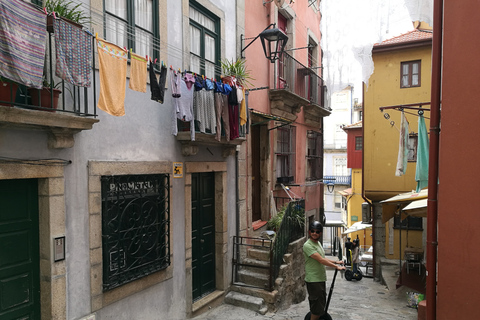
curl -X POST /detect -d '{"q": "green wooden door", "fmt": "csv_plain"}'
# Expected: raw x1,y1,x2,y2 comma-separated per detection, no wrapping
0,179,40,320
191,173,216,301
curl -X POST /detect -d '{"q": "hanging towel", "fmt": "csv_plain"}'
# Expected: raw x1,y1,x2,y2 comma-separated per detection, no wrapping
239,88,247,126
0,0,46,88
395,111,409,176
54,17,92,87
415,114,429,192
128,52,147,92
96,38,128,116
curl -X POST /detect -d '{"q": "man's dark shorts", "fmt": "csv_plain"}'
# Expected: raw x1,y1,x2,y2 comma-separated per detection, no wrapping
306,281,327,316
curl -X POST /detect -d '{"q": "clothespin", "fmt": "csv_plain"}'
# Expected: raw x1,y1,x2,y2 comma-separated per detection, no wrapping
123,47,127,52
170,65,173,70
154,58,157,64
43,7,48,15
146,55,149,61
52,12,57,19
178,68,181,73
95,32,98,39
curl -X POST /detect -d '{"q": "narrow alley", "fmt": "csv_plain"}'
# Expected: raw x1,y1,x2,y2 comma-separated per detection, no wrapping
192,265,418,320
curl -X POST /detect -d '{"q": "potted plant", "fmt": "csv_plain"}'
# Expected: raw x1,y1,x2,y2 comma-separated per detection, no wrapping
27,78,62,112
0,77,18,107
220,58,254,88
45,0,91,32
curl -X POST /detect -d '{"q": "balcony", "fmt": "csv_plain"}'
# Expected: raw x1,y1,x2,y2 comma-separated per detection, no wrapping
269,52,331,126
0,19,98,149
323,175,352,186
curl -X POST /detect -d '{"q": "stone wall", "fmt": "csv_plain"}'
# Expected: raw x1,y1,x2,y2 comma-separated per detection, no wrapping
273,236,307,311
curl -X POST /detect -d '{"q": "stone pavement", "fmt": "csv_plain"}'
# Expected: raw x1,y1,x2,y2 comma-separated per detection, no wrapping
192,263,418,320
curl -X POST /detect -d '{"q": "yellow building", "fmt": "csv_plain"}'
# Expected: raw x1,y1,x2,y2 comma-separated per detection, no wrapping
363,24,432,275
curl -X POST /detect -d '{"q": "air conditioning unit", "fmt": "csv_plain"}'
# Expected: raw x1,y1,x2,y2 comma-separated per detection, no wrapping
362,202,371,222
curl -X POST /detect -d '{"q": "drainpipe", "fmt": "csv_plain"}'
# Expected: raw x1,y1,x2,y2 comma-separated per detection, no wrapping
426,0,442,319
360,81,375,279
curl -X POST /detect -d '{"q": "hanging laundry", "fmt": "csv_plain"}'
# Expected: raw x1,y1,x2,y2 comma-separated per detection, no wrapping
204,78,216,134
193,75,207,133
0,0,47,88
239,87,247,126
128,52,147,93
96,38,128,116
172,78,195,141
157,63,167,103
54,17,92,87
214,81,230,141
415,114,429,192
149,61,161,102
170,68,181,98
395,111,409,176
228,86,240,140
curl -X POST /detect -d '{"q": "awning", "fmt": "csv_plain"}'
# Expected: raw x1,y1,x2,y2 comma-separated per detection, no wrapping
342,221,372,234
380,189,428,223
325,220,346,227
338,188,352,197
402,198,428,217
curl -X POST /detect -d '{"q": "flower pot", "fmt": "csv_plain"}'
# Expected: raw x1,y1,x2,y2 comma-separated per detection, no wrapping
28,87,61,112
0,81,18,107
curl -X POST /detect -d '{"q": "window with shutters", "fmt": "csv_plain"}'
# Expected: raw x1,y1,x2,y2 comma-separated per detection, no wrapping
276,125,296,184
306,130,323,181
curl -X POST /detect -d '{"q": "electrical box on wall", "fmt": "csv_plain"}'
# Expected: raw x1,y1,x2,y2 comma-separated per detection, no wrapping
362,202,371,222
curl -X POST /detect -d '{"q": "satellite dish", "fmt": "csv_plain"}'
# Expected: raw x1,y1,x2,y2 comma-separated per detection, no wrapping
273,0,286,8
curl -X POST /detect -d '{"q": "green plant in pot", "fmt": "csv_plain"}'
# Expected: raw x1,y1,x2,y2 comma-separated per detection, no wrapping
45,0,91,30
27,77,63,112
220,58,254,88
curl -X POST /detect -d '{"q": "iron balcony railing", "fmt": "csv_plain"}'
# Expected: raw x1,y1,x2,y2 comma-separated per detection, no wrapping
276,51,325,108
0,26,97,118
323,175,352,186
269,199,305,288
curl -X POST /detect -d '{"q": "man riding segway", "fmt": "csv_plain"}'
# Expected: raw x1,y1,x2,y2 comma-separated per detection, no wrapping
303,221,345,320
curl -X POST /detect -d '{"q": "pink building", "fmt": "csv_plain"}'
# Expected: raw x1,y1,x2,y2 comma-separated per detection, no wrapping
241,0,330,234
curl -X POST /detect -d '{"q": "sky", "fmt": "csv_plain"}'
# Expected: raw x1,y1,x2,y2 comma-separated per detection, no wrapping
320,0,433,107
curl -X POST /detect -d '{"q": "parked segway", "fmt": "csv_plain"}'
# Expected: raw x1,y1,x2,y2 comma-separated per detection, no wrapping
304,268,340,320
344,249,363,281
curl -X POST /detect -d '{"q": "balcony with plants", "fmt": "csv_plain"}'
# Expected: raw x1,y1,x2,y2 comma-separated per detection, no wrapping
269,52,331,126
0,0,98,149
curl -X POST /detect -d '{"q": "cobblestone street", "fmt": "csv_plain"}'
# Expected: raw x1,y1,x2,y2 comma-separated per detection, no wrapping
192,267,418,320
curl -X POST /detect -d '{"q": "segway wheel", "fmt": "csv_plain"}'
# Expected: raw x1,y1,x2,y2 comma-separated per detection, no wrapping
305,312,333,320
356,272,363,281
320,312,333,320
345,269,353,281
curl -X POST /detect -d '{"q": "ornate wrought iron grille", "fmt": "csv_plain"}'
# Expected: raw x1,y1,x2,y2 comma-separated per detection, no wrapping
101,174,170,291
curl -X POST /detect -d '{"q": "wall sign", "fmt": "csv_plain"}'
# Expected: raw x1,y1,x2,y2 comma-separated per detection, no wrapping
173,162,183,178
54,236,65,262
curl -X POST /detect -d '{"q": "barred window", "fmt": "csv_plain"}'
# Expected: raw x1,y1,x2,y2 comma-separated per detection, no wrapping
306,130,323,181
101,174,170,291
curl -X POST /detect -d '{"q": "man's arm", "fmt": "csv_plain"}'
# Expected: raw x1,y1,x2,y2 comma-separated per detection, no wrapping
310,252,345,270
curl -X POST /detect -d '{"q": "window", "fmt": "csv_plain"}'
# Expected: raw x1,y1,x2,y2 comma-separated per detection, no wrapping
355,136,363,150
101,174,170,291
105,0,158,59
394,215,423,230
334,194,342,210
276,125,296,183
401,60,421,88
189,1,220,79
306,131,323,181
334,157,348,176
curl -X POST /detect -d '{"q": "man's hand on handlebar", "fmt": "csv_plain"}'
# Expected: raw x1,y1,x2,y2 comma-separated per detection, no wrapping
335,260,346,271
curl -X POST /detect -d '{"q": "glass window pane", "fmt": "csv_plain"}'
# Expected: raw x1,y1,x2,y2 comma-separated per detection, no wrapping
106,0,127,19
106,16,128,48
205,34,215,62
135,0,153,32
190,26,201,55
412,62,419,74
190,55,201,74
412,74,419,86
402,64,409,76
402,75,409,87
205,61,215,79
135,27,153,58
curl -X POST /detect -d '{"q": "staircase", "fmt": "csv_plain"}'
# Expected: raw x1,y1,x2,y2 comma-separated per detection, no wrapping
227,237,306,314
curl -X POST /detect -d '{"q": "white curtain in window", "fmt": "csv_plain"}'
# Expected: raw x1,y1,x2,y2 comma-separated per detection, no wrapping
402,63,409,87
190,26,201,74
135,0,153,57
105,0,127,48
412,62,419,85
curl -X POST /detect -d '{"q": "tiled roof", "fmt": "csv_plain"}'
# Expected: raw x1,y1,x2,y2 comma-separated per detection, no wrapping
342,121,362,130
374,29,433,47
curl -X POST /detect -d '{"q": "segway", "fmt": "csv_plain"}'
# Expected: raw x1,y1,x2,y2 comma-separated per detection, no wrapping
304,268,340,320
344,249,362,281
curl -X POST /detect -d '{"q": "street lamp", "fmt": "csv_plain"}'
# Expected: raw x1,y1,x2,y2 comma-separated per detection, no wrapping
240,23,289,63
259,27,288,63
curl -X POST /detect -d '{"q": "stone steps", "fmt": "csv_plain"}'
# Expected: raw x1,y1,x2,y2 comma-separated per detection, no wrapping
224,291,268,315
